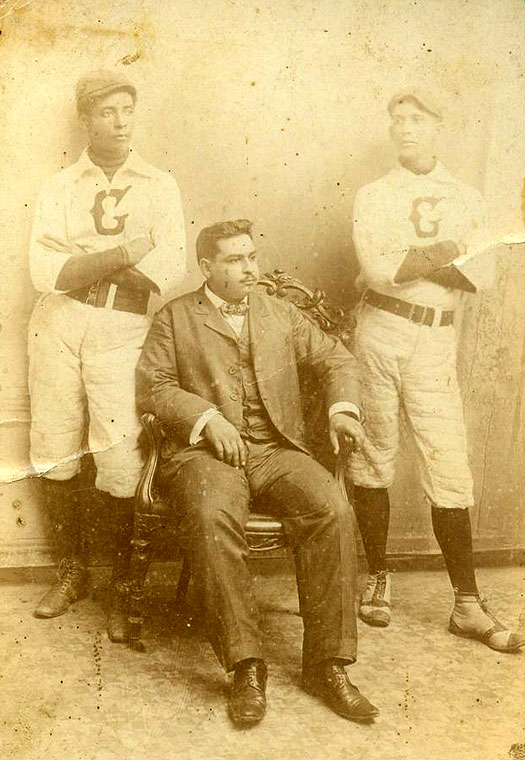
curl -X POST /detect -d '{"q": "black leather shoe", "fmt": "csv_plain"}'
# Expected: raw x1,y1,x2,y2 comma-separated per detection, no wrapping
229,658,267,726
303,660,379,723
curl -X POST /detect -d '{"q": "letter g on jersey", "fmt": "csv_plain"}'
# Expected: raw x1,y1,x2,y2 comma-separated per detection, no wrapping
410,196,445,238
90,185,132,235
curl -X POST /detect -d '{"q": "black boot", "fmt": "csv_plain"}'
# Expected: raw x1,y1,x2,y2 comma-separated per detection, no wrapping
106,496,134,643
35,477,90,618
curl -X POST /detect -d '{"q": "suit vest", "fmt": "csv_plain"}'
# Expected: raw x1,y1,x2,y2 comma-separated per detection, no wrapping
237,317,276,442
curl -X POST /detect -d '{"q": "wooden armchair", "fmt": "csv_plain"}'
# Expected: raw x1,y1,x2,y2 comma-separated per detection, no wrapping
127,270,356,651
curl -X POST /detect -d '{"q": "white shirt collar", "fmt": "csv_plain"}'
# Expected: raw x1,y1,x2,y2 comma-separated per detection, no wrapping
204,283,248,311
390,160,454,185
70,147,157,181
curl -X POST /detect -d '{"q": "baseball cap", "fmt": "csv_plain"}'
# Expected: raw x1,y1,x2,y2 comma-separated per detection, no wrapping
76,69,137,110
387,88,443,120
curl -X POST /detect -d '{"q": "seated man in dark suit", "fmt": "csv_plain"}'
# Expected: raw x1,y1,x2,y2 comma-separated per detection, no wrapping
136,219,378,726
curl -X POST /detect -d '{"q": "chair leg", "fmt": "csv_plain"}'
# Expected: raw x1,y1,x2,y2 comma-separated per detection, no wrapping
175,554,191,608
128,515,156,652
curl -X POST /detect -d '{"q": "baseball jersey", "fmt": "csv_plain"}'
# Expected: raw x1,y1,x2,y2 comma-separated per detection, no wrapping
29,148,187,295
352,163,494,309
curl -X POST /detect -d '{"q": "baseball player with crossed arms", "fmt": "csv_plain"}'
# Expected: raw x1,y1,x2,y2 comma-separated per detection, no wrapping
28,70,186,640
348,89,524,653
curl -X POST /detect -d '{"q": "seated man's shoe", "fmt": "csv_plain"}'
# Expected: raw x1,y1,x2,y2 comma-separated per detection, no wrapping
228,658,267,726
303,660,379,723
34,557,90,618
107,580,129,643
449,591,525,653
359,570,391,627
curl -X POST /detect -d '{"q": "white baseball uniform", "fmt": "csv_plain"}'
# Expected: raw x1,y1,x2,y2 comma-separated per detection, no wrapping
28,148,186,497
349,162,494,508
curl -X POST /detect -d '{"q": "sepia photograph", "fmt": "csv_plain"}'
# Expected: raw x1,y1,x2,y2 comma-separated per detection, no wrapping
0,1,524,758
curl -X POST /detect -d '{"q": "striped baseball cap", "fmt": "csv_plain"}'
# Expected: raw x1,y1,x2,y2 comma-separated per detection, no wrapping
76,69,136,109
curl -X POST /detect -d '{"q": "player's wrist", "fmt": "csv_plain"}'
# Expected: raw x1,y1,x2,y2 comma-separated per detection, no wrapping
117,244,133,267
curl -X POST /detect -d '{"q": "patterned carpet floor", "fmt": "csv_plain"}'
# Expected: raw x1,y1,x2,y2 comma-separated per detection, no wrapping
1,563,524,760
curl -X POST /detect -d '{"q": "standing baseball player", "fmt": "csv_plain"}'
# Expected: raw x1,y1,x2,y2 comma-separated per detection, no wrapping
28,69,186,640
349,89,524,652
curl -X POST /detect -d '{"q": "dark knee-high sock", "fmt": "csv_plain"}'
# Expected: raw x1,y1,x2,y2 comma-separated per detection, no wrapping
41,476,84,562
105,495,135,582
353,486,390,573
431,506,478,594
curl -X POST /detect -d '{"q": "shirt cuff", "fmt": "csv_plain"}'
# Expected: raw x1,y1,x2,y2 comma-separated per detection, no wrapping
328,402,361,421
189,407,221,445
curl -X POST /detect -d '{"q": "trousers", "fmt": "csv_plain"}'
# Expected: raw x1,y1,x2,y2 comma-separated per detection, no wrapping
349,304,474,509
160,441,358,672
28,294,148,498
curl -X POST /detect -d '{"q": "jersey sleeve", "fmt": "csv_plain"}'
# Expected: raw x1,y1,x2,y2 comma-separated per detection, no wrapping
134,175,187,295
352,186,406,290
29,176,71,293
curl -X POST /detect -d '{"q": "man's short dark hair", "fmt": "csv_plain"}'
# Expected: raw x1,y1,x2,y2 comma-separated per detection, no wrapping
196,219,253,263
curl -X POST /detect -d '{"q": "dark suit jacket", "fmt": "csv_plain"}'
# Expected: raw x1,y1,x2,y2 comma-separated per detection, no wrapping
136,285,360,466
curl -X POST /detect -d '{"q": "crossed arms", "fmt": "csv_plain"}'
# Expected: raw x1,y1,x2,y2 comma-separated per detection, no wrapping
353,188,495,293
29,173,186,295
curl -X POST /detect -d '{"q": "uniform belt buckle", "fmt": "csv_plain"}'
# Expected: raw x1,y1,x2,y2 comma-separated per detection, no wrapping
421,305,435,327
86,281,101,307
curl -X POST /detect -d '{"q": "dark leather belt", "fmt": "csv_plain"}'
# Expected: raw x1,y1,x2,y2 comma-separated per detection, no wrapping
66,280,149,315
363,289,454,327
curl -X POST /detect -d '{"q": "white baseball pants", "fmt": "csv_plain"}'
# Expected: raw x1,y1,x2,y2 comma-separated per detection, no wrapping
349,304,474,509
28,294,148,498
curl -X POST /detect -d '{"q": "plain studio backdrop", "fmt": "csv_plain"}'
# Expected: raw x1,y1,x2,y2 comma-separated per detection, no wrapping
0,0,524,565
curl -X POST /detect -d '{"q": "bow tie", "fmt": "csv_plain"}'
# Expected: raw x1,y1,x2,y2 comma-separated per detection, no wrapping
220,302,249,317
